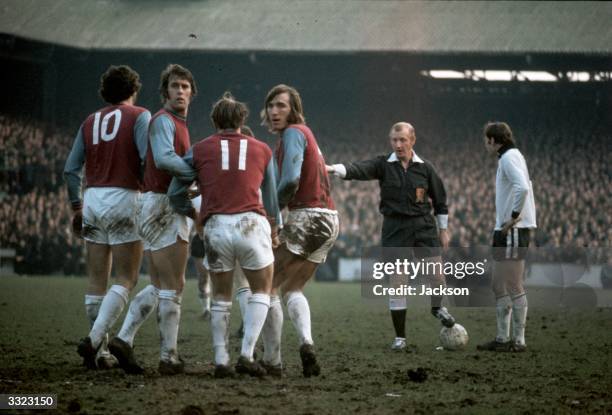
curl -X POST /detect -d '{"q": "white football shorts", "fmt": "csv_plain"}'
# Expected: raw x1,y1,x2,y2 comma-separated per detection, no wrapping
82,187,141,245
280,208,339,263
138,192,192,251
203,212,274,273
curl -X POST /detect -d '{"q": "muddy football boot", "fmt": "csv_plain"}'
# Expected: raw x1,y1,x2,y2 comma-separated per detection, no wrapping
158,357,185,375
108,337,144,374
510,342,527,353
476,339,511,352
299,344,321,378
260,361,283,378
77,337,100,370
214,364,235,379
235,356,267,378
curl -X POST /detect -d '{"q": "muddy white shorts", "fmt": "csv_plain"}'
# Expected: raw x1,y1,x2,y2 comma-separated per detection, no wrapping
138,192,192,251
203,212,273,273
82,187,141,245
280,208,339,263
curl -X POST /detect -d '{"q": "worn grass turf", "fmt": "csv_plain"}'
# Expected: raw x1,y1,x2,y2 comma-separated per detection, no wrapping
0,276,611,414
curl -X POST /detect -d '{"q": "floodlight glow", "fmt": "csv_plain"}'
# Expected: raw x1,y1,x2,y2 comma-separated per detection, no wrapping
428,70,465,79
484,71,512,81
568,72,590,82
519,71,557,82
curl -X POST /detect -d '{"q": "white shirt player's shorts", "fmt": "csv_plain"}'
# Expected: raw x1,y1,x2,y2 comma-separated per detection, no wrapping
138,192,192,251
203,212,274,273
280,208,339,264
82,187,141,245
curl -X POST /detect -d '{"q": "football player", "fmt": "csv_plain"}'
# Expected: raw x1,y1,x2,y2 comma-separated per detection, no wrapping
168,92,280,378
261,84,339,377
109,64,197,375
478,122,536,352
64,65,150,370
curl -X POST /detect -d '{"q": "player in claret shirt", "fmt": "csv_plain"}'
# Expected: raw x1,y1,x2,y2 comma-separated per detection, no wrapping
64,65,150,370
109,64,197,376
261,84,339,378
169,92,281,378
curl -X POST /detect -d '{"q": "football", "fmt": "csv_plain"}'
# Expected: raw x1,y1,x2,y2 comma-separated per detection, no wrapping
440,323,469,350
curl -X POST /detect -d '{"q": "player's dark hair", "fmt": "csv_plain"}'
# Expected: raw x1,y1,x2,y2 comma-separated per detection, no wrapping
241,125,254,137
99,65,141,105
261,84,306,128
484,122,515,146
159,64,197,103
210,92,249,130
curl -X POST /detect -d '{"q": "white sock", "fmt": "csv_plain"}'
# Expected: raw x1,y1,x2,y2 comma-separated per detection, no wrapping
495,295,512,342
85,295,112,358
285,291,313,346
117,284,159,346
89,285,129,348
85,295,104,327
511,293,528,345
199,294,211,314
211,300,232,366
241,293,270,360
158,290,182,362
389,297,407,311
235,286,252,320
262,295,283,366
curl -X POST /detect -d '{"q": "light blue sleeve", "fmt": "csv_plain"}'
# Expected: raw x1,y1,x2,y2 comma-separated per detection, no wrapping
134,111,151,161
277,127,306,209
261,157,282,227
150,115,194,180
63,125,86,207
167,148,198,216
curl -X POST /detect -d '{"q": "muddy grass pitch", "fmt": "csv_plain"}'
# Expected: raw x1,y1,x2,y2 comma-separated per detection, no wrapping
1,276,611,414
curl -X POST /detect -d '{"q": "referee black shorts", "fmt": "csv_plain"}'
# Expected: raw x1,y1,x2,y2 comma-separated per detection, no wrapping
190,233,205,258
382,215,441,258
492,228,530,261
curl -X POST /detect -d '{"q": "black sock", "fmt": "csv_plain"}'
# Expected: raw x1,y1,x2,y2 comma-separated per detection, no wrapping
430,295,443,308
390,309,406,338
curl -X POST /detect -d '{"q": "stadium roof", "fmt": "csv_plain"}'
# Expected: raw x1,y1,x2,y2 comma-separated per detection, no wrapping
1,0,611,54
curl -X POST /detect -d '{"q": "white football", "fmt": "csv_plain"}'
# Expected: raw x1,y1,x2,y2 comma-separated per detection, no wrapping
439,323,469,350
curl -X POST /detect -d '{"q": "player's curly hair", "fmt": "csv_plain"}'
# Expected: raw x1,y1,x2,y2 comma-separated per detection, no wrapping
99,65,141,105
159,64,197,103
484,122,515,146
260,84,306,130
210,92,249,130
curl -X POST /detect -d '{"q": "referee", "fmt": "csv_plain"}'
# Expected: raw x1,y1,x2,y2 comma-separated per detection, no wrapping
327,122,456,351
477,121,536,353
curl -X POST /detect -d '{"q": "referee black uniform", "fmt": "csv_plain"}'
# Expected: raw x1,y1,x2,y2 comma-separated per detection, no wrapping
333,151,448,256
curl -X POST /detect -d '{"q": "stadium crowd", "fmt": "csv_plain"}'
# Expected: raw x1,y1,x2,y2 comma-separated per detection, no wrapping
0,99,609,274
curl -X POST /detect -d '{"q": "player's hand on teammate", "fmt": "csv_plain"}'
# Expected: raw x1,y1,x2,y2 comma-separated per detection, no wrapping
71,209,83,238
439,228,450,249
500,217,520,235
187,186,200,199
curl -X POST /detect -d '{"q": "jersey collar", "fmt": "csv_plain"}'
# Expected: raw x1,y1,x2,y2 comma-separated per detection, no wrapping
387,151,424,164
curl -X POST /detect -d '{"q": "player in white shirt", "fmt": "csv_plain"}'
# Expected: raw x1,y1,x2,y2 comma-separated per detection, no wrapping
478,122,536,353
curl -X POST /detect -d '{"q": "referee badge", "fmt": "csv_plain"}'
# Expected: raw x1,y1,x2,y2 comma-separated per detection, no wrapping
415,187,425,202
